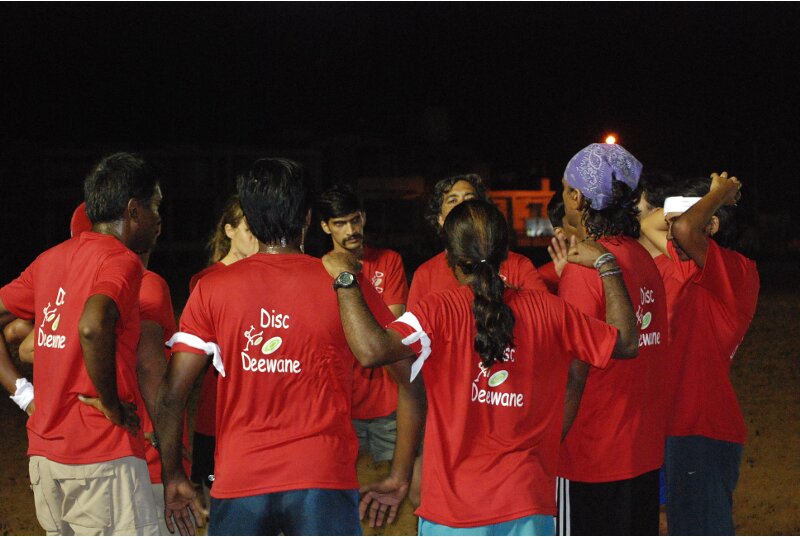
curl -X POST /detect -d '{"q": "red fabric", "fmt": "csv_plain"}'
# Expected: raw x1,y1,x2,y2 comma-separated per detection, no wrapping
389,286,617,526
188,262,227,436
537,261,560,295
407,250,547,308
351,246,408,420
0,232,146,464
70,202,92,236
557,236,669,482
174,253,395,499
138,270,191,483
662,240,759,444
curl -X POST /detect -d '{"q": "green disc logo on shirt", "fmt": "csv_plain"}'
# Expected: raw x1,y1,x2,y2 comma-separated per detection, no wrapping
261,336,283,355
641,312,652,330
488,370,509,387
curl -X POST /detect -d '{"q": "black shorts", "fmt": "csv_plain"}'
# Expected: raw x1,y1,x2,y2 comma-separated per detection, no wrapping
191,432,216,488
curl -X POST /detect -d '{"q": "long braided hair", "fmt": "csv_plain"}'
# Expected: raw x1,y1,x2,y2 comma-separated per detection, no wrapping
444,200,515,368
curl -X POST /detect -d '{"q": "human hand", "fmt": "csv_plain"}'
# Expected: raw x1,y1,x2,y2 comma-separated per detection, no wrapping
547,229,570,277
359,475,409,528
710,171,742,206
565,236,613,269
322,251,361,279
77,395,140,435
164,475,208,535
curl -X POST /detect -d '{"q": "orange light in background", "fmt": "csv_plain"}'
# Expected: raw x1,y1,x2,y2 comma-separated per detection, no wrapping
604,134,617,144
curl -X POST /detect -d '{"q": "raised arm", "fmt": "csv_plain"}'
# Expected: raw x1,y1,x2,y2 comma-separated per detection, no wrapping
640,207,670,257
670,172,741,268
78,294,139,434
156,351,210,535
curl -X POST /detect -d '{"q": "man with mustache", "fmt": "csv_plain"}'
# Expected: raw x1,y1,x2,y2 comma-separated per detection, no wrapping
317,184,409,470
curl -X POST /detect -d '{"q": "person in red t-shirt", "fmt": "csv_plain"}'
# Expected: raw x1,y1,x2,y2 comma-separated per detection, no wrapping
556,143,669,536
406,173,548,507
0,152,163,535
321,199,640,535
188,195,259,505
639,172,759,535
155,158,400,536
316,184,409,469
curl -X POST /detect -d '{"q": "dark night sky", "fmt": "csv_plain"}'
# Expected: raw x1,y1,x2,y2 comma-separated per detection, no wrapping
1,3,799,277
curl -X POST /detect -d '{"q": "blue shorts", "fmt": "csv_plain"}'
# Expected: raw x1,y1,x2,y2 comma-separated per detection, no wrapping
419,514,555,536
209,488,361,535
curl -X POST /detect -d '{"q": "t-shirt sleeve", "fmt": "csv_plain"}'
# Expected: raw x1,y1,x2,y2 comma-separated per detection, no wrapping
387,299,435,381
558,264,603,318
559,299,618,369
361,274,397,329
140,274,176,337
512,254,548,292
0,262,36,320
91,252,143,324
380,252,409,307
172,282,217,356
406,266,430,309
693,239,759,321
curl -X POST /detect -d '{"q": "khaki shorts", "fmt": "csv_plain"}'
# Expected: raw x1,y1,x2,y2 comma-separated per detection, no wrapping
29,455,159,536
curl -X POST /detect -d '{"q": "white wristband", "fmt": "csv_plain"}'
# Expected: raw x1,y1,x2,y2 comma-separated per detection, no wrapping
10,377,34,412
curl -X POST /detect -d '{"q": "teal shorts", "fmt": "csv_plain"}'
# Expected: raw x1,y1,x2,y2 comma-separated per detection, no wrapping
419,514,555,536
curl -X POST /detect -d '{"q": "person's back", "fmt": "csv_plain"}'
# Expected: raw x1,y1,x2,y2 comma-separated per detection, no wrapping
404,284,617,527
178,252,387,497
6,232,145,462
558,235,668,482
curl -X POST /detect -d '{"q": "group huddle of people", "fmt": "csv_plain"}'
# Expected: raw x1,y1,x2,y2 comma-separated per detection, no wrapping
0,142,759,537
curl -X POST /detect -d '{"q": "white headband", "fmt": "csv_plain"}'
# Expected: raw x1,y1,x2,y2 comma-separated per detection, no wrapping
663,196,702,215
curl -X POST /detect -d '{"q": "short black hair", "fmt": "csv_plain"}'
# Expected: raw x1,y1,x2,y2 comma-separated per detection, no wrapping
316,183,362,222
425,173,489,232
581,180,640,239
681,176,740,250
84,152,159,223
636,171,684,209
547,193,565,229
236,158,310,245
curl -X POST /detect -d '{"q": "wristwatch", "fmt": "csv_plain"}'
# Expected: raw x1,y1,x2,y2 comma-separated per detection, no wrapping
333,271,358,291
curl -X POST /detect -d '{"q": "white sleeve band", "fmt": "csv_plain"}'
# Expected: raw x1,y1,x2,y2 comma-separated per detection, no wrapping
395,312,432,383
166,332,226,377
10,377,34,412
663,196,702,215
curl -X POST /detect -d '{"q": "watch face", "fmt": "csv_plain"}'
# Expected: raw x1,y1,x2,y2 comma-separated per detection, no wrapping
335,271,356,288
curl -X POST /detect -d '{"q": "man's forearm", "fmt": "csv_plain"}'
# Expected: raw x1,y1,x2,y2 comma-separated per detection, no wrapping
79,296,122,408
599,264,638,358
337,287,397,367
386,362,426,483
562,359,589,440
156,380,188,481
138,321,167,423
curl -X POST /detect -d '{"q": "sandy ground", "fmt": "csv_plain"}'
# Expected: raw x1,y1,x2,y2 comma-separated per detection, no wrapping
1,262,798,535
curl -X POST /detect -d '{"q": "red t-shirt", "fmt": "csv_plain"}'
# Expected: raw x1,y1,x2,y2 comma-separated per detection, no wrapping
408,250,548,308
0,232,146,464
537,261,560,295
557,236,669,482
188,262,227,436
139,269,191,483
351,246,408,420
662,240,759,444
389,286,617,526
170,253,395,499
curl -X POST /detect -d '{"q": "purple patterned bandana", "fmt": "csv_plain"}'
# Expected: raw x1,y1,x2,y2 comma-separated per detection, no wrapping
564,143,643,210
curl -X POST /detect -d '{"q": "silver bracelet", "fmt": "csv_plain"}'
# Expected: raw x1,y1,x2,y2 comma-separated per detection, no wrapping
599,268,623,278
593,253,617,270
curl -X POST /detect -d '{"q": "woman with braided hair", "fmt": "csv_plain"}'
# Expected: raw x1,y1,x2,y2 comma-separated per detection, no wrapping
323,199,640,536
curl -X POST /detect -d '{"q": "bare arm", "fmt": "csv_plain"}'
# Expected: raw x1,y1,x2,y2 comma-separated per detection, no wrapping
388,304,406,318
361,358,426,527
564,237,639,359
0,298,18,329
156,351,209,535
137,320,167,426
562,359,589,440
640,208,670,257
671,172,741,268
78,294,139,433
